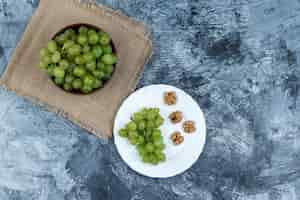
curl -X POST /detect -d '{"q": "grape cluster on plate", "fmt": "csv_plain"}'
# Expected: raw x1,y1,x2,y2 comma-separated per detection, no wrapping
39,25,117,94
119,108,166,165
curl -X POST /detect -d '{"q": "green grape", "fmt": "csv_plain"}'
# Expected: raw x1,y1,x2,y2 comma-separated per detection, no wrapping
128,131,138,139
54,77,64,85
53,67,65,78
64,29,76,37
40,48,49,58
47,66,54,77
59,59,69,70
93,79,103,89
145,143,154,153
152,129,161,138
97,62,105,70
102,45,113,54
156,143,165,150
63,83,72,91
39,61,47,69
137,121,146,131
81,85,93,94
83,52,94,63
92,70,105,79
65,75,74,84
137,136,145,144
155,116,164,127
68,44,81,56
77,34,88,45
130,137,138,145
86,61,97,71
99,32,111,45
75,56,85,65
51,51,61,63
55,34,67,45
133,113,143,122
127,122,137,131
92,46,103,58
73,66,86,77
147,121,155,129
83,75,95,86
149,154,159,165
82,45,91,53
119,129,128,138
72,79,82,89
157,152,166,161
142,154,151,163
101,54,117,65
153,140,163,148
146,112,156,120
88,33,99,45
42,55,51,65
104,64,114,75
63,40,75,50
88,29,97,36
78,26,88,34
47,40,58,53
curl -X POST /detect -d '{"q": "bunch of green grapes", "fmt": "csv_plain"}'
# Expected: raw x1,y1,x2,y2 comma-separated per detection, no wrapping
119,108,166,165
38,26,117,94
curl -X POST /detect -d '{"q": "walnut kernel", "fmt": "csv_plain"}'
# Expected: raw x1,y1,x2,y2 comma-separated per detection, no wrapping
169,111,183,124
164,91,177,105
170,131,184,145
183,120,196,133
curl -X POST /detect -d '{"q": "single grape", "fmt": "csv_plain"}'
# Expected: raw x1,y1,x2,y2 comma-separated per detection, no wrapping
68,44,81,56
102,54,117,65
77,34,88,45
47,66,54,77
93,79,103,89
83,52,94,63
138,121,146,131
64,29,76,37
83,75,95,86
92,70,105,79
59,59,69,70
51,51,61,63
42,55,51,65
72,79,82,89
86,61,97,71
127,122,137,131
102,45,113,54
147,121,155,129
157,152,166,161
40,48,49,58
48,40,57,53
128,131,138,139
39,61,47,69
75,56,85,65
73,66,86,77
78,26,88,34
96,62,105,70
88,29,97,36
53,67,65,78
104,64,114,75
88,33,99,45
63,83,72,91
54,77,64,85
137,136,145,144
145,143,154,153
81,84,93,94
92,46,103,58
63,40,75,50
119,129,128,138
99,32,111,45
82,45,91,53
65,75,74,84
155,116,164,127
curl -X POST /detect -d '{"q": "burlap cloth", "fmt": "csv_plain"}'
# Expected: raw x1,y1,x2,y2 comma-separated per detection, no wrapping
0,0,152,138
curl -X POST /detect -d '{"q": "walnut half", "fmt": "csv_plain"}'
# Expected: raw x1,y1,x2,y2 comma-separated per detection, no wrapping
170,131,184,145
169,111,183,124
183,120,196,133
164,91,177,105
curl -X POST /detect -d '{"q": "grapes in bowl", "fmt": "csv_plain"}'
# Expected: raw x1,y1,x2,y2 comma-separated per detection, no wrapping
38,24,117,94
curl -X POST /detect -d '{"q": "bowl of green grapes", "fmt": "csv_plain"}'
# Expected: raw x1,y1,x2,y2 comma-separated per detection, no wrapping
38,24,117,94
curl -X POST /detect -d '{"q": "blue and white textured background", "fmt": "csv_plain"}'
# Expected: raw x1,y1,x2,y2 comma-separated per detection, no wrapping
0,0,300,199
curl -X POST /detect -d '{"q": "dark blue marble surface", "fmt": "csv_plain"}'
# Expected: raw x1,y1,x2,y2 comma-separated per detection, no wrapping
1,0,300,199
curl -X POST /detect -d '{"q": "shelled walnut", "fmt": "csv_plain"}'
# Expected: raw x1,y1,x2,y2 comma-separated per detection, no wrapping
169,111,183,124
170,131,184,145
183,120,196,133
164,91,177,105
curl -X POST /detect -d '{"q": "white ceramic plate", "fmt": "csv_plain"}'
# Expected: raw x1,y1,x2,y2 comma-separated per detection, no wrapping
113,84,206,178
